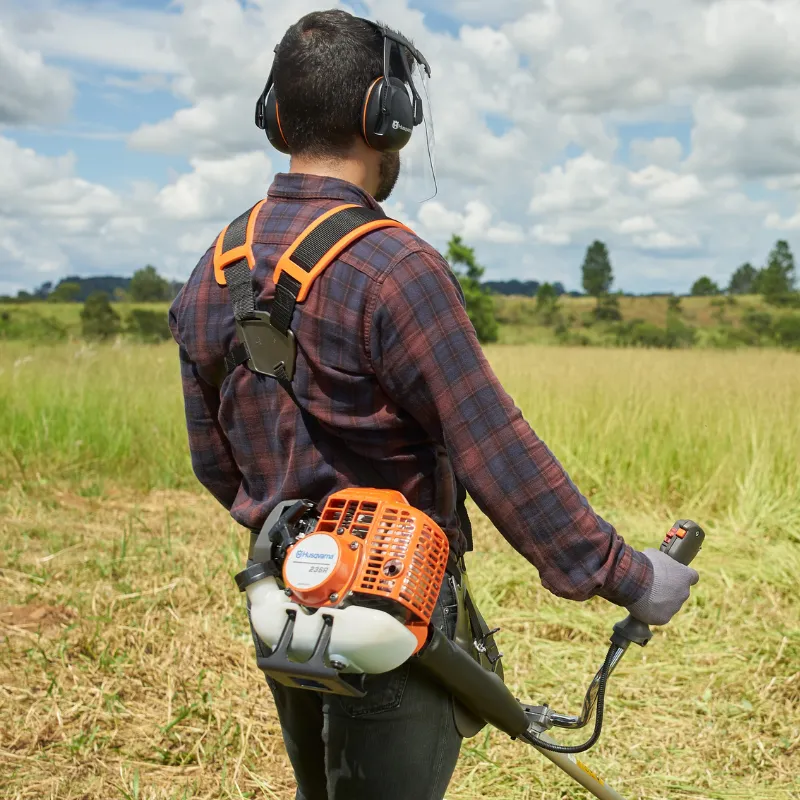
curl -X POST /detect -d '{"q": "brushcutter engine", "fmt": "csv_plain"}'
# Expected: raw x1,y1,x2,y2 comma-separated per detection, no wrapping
235,489,450,696
237,501,706,800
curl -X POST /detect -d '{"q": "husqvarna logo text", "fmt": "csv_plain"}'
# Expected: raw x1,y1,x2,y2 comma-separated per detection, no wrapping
295,550,335,560
392,120,412,133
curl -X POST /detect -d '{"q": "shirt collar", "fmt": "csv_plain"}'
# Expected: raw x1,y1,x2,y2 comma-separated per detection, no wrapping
267,172,382,211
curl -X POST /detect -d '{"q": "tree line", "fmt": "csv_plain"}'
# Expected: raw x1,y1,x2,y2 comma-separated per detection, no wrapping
447,236,800,345
690,241,797,302
2,266,183,305
3,236,799,347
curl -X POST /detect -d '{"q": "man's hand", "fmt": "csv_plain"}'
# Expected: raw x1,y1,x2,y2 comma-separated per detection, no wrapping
625,548,700,626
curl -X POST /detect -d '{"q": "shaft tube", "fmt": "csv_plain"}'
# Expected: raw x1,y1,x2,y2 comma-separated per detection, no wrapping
416,627,528,737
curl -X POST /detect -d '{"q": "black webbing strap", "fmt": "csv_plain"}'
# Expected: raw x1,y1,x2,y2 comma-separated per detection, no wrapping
214,202,265,321
269,206,387,337
224,342,250,374
270,273,302,335
227,259,257,321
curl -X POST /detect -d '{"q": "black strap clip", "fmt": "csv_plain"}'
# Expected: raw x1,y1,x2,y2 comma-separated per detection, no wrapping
228,311,296,380
474,626,504,666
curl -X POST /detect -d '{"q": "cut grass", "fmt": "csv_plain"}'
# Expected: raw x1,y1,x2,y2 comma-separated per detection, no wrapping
1,341,798,799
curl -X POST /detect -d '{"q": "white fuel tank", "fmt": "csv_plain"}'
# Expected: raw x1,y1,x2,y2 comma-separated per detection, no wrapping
246,577,418,674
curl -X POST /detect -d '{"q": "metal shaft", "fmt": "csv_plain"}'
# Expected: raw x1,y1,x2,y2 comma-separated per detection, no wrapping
532,733,629,800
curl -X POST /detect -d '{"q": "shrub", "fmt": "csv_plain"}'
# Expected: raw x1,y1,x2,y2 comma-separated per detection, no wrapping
698,327,758,349
614,318,695,349
615,320,668,348
126,309,171,343
691,276,721,296
81,292,121,341
773,314,800,348
593,293,622,322
764,292,800,309
665,317,697,348
741,310,774,338
556,328,592,347
0,310,68,342
536,283,561,326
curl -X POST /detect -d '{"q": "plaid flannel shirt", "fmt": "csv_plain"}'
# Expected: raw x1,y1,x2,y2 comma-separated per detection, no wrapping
169,173,652,606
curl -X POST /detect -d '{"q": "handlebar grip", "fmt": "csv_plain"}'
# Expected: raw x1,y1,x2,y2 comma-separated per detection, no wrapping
660,519,704,565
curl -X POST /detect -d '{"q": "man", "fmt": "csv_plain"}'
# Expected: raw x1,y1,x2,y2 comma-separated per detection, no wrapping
169,9,699,800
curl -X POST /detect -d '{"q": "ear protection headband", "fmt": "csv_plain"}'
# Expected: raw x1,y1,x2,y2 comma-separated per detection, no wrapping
254,19,431,155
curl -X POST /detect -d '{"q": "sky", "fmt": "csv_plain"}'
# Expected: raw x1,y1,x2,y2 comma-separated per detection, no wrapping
3,0,800,296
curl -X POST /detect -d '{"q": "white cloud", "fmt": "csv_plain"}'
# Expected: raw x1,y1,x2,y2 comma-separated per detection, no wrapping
629,137,684,169
0,23,74,124
418,199,525,244
3,0,800,296
617,216,657,235
155,151,273,221
10,4,183,74
0,134,272,287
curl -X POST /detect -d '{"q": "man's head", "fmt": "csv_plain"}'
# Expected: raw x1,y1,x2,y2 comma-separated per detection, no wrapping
270,10,411,201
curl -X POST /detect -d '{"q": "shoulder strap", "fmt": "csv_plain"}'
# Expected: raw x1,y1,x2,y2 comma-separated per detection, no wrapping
269,204,410,338
213,199,268,323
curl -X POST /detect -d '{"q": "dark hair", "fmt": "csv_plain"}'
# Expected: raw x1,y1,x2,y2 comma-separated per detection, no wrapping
273,10,387,158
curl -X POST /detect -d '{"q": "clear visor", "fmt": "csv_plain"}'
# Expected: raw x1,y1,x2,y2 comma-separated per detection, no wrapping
396,59,437,205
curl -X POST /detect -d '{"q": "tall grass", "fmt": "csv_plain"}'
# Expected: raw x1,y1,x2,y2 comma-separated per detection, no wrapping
1,341,798,538
0,342,190,490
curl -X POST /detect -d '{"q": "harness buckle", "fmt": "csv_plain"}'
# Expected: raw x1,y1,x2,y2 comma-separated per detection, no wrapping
236,311,296,380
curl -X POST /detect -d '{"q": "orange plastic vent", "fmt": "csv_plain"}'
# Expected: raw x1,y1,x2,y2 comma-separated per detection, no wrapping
312,488,449,628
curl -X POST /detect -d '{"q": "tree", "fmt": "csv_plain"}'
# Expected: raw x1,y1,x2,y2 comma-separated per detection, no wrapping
690,276,720,296
535,282,560,325
48,281,81,303
667,295,682,314
33,281,53,300
581,241,614,298
81,292,121,340
129,265,170,302
445,235,498,344
758,240,796,300
727,263,758,295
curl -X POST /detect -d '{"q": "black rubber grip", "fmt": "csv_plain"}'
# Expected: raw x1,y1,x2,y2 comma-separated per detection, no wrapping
660,519,705,565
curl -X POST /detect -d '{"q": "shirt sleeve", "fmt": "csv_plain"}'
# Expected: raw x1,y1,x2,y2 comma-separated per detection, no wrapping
367,248,653,606
169,301,243,512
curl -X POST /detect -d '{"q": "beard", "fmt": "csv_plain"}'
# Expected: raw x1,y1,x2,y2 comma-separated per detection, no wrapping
374,151,401,203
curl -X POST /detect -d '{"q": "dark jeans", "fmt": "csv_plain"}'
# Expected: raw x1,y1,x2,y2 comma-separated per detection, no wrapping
249,576,463,800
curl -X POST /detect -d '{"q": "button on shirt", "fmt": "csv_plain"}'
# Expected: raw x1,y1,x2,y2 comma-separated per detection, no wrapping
169,173,652,606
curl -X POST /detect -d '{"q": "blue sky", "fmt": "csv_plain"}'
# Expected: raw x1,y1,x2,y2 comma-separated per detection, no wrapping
2,0,800,296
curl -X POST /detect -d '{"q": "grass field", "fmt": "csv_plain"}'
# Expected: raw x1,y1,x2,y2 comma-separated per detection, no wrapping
1,293,786,347
1,341,799,799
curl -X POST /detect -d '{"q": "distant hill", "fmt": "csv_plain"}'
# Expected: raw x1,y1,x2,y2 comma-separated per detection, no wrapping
5,275,185,304
483,280,568,296
58,275,132,302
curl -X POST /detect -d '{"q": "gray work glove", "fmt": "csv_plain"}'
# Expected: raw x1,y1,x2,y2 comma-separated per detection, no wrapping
626,548,700,626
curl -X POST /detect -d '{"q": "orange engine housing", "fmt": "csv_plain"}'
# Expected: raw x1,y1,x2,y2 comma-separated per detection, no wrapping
281,488,450,653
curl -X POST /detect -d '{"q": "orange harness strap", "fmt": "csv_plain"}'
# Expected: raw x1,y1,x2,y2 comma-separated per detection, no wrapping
213,199,268,286
273,204,411,302
213,202,413,383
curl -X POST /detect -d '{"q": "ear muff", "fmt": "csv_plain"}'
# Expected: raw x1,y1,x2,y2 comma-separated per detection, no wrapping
362,76,414,152
264,87,291,155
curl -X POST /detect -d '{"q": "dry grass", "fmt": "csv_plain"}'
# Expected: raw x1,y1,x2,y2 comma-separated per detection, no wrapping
1,488,798,799
1,342,799,799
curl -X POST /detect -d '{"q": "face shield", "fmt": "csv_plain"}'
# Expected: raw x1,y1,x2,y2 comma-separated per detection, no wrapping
387,32,437,204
